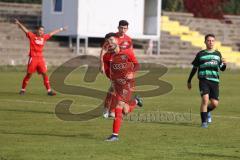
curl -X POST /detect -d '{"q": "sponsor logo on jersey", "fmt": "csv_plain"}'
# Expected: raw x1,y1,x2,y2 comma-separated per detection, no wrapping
112,63,128,70
35,38,44,45
205,60,218,65
120,41,131,50
116,78,127,85
120,54,127,60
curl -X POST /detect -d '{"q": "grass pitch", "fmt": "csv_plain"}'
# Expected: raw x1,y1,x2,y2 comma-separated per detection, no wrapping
0,67,239,160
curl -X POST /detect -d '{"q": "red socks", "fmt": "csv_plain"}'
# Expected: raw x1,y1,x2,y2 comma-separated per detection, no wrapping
43,75,51,92
104,92,117,112
113,107,123,135
112,100,137,135
128,99,137,113
21,74,31,91
106,96,136,114
21,74,52,92
111,98,137,135
110,95,117,113
104,92,112,109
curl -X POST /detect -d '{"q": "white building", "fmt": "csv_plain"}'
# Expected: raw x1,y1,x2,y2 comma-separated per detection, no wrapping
42,0,162,54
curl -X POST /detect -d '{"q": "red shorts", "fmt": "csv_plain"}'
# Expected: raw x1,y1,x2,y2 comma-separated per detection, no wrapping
112,79,132,103
27,57,47,74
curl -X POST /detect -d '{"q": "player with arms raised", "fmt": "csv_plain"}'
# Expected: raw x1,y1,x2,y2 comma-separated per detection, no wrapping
15,19,67,96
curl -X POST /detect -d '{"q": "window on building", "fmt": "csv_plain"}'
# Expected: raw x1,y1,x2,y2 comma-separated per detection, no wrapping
53,0,62,12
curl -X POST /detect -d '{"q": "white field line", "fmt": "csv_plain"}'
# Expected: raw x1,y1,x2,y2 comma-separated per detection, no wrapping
0,99,240,120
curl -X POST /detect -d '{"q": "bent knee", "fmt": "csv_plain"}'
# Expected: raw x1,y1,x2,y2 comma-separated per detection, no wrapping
211,101,219,108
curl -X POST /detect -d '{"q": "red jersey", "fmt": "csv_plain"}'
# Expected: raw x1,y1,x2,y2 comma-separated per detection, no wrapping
103,51,113,78
103,49,139,80
110,50,138,102
109,49,139,82
26,32,51,57
115,32,132,51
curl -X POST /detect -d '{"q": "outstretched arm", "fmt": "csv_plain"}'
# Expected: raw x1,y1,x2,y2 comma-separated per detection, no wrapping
187,66,198,90
48,26,67,37
15,18,29,34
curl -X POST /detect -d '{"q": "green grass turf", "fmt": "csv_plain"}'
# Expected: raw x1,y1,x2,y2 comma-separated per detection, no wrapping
0,67,239,160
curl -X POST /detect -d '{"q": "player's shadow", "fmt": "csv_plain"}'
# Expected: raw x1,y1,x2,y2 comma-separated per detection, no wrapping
123,119,199,127
0,108,54,115
152,121,200,127
0,91,18,95
0,108,102,119
0,91,47,97
187,152,240,159
0,130,96,140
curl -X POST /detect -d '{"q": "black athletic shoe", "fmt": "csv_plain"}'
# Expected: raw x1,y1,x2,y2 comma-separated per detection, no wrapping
135,95,143,107
105,134,119,142
19,90,25,95
47,91,56,96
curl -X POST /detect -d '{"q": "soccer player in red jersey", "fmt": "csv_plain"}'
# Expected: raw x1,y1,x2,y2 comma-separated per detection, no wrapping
100,20,133,73
100,20,138,118
115,20,133,51
103,33,142,141
14,19,67,96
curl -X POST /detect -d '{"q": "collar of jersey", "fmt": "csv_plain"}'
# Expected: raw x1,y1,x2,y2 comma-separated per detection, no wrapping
204,49,215,53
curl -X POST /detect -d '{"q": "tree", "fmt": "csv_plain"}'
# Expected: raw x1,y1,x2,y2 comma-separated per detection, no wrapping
162,0,185,12
223,0,240,15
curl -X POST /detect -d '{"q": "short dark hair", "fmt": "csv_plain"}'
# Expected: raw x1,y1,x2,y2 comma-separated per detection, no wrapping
101,32,117,47
104,32,116,39
205,34,215,41
37,26,44,30
118,20,129,27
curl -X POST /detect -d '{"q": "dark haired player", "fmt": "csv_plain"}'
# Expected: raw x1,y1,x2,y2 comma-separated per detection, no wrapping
187,34,227,128
100,20,138,118
15,19,67,95
115,20,133,51
103,33,141,141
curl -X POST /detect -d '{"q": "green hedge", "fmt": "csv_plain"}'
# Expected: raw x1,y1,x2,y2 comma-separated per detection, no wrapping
223,0,240,15
162,0,185,12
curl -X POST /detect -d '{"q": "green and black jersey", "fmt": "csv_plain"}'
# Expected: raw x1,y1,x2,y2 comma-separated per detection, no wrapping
192,50,226,83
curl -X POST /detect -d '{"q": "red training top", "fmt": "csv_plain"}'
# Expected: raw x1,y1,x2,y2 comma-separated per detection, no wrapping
108,49,139,81
26,32,51,57
115,32,132,51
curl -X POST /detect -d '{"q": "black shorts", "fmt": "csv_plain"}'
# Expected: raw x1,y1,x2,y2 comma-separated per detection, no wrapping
199,79,219,100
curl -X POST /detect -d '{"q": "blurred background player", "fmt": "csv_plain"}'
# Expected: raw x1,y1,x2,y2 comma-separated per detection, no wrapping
15,19,67,96
187,34,226,128
115,20,133,51
103,33,141,141
100,20,133,73
100,20,139,118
